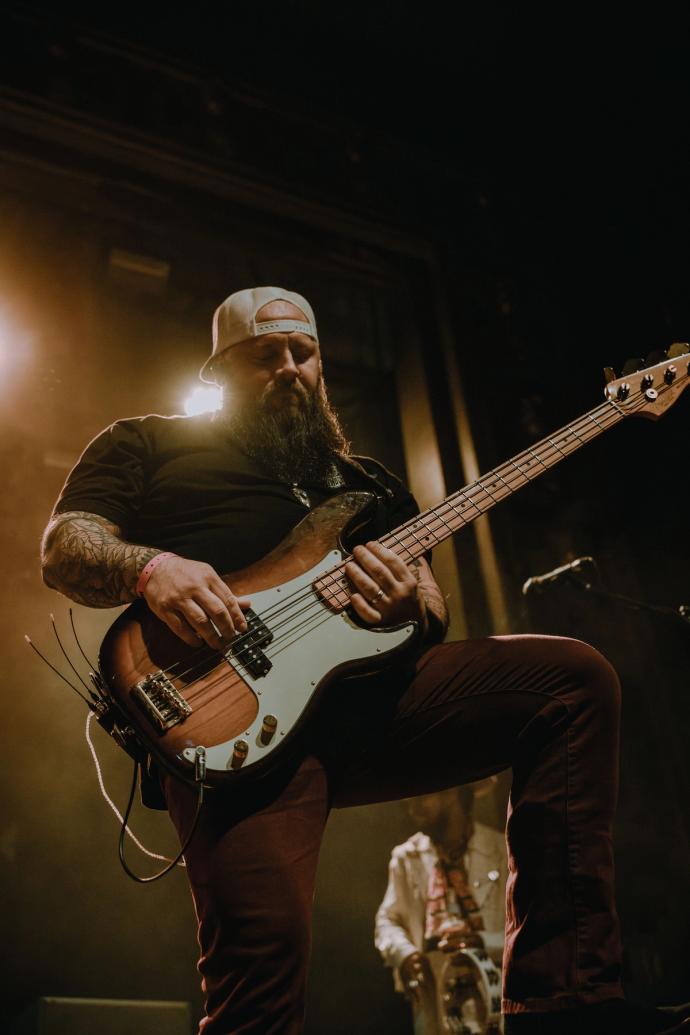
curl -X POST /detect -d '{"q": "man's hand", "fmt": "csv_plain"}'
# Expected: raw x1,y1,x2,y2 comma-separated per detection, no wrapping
399,951,433,1002
437,922,485,954
345,541,428,628
143,555,251,649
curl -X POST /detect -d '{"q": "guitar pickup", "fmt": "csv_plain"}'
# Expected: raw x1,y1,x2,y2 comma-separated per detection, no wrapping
131,671,192,734
226,608,273,678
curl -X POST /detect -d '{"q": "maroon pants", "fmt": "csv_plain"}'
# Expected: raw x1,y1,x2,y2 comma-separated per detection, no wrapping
164,634,624,1033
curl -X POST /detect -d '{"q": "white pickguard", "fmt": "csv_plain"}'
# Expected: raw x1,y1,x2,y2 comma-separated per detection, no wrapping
180,548,416,776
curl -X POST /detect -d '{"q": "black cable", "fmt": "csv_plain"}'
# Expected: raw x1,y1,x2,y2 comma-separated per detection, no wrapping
27,623,204,882
25,635,93,708
50,612,93,694
117,758,204,883
69,607,98,670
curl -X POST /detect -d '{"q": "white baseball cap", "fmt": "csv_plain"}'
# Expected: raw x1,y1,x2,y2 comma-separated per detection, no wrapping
200,286,318,383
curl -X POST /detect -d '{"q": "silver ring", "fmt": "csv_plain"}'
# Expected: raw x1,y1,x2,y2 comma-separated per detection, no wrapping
374,588,385,601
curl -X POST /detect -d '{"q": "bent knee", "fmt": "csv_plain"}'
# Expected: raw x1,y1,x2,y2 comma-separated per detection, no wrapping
554,636,621,714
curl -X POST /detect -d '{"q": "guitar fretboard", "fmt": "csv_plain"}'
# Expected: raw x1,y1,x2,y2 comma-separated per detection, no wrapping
314,398,625,610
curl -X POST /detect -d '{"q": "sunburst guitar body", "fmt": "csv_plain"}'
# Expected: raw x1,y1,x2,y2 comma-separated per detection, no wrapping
99,492,418,786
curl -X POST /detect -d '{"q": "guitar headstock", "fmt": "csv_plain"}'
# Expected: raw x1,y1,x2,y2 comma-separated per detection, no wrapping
603,342,690,420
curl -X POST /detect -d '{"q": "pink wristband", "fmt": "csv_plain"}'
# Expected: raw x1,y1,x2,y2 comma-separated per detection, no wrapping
136,552,177,598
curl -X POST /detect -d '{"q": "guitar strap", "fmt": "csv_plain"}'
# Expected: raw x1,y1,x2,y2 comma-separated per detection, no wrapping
340,454,396,500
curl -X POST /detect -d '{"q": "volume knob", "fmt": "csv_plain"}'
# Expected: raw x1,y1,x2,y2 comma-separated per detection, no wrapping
230,739,249,770
260,714,278,745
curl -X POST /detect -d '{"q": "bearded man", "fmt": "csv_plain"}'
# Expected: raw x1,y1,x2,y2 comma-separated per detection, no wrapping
41,287,690,1035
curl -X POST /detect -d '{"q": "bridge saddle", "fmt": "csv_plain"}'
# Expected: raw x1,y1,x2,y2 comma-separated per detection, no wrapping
131,671,192,734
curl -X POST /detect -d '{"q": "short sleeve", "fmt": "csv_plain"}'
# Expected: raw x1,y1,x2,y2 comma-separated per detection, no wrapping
54,420,150,530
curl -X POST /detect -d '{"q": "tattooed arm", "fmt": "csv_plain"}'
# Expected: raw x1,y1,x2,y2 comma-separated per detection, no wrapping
41,510,160,607
41,510,251,648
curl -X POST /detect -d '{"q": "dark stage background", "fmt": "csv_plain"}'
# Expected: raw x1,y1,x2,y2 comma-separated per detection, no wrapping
1,3,689,1031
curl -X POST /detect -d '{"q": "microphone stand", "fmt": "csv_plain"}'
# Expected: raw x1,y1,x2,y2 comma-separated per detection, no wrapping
527,558,690,633
525,557,690,848
573,577,690,631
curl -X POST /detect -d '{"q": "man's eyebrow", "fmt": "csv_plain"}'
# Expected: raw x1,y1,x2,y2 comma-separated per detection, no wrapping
252,343,281,356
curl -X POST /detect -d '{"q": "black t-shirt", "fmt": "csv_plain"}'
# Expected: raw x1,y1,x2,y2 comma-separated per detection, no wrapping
54,413,424,570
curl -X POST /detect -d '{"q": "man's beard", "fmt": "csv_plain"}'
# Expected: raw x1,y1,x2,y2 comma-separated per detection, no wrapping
218,378,350,486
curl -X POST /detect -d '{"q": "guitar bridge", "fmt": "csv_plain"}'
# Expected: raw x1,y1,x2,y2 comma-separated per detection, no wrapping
131,671,192,734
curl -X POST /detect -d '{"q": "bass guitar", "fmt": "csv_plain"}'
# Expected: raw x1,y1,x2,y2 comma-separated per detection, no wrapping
97,346,689,787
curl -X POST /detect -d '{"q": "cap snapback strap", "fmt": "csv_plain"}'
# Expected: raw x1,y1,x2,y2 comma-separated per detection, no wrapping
252,318,316,338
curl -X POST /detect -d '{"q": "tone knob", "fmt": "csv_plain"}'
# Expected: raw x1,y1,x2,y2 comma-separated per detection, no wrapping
664,365,677,384
230,739,249,769
260,714,278,745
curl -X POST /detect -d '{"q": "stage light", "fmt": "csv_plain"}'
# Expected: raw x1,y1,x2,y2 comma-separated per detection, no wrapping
183,385,222,416
0,306,31,378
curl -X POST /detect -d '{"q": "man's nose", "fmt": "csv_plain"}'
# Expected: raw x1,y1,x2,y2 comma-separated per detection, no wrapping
274,348,300,383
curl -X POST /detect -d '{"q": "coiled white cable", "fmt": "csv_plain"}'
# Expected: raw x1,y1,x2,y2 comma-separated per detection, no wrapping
85,711,185,867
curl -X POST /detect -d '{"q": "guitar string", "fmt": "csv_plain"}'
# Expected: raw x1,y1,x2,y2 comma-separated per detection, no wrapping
178,585,379,716
174,587,340,708
165,595,345,714
158,392,644,695
249,399,627,623
173,389,658,714
157,394,634,691
181,389,627,715
190,618,346,719
178,605,344,714
133,376,678,724
238,396,632,629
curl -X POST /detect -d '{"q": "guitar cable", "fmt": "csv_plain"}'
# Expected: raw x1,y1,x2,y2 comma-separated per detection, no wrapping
116,741,206,884
27,613,206,884
85,710,207,883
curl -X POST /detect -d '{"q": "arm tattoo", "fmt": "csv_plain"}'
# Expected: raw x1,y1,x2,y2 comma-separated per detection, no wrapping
410,558,423,582
41,510,161,608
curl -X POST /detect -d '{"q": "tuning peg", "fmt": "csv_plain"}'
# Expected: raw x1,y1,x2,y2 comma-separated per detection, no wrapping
667,342,690,358
603,366,617,384
621,357,646,376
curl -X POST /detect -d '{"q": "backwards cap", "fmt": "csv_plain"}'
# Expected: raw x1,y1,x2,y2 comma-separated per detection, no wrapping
200,286,318,383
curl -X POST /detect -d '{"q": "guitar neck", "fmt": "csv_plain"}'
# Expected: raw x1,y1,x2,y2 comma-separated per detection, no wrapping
381,398,624,563
315,398,626,611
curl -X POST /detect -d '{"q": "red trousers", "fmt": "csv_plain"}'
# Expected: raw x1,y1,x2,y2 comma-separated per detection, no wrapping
164,634,624,1033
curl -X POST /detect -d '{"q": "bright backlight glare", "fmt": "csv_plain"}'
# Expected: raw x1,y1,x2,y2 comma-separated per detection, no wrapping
184,385,223,416
0,306,33,379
